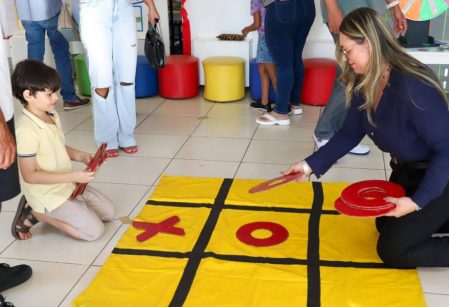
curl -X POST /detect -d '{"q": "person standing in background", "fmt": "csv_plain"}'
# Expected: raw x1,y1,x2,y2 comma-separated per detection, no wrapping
256,0,315,126
0,1,33,305
312,0,407,155
242,0,277,112
79,0,159,157
15,0,90,111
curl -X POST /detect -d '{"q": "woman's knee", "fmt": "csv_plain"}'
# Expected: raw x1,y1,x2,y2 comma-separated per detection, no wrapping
376,236,411,268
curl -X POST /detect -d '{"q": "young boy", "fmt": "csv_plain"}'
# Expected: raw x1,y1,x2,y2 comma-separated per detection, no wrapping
11,60,115,241
242,0,276,112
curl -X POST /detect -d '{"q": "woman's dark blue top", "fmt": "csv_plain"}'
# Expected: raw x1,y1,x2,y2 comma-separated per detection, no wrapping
306,70,449,208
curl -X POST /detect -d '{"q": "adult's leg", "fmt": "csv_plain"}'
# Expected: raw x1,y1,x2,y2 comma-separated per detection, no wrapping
80,1,119,149
41,13,78,102
376,163,449,267
265,1,298,117
290,0,315,109
112,0,137,149
314,29,347,140
21,21,46,61
0,119,20,204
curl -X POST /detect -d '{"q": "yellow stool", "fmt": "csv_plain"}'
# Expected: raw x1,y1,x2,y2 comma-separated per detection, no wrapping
202,56,245,102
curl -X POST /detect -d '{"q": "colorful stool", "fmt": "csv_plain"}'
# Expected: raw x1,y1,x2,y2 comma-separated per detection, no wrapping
158,55,199,99
250,59,276,102
300,58,337,106
202,56,245,102
135,55,158,98
74,54,91,96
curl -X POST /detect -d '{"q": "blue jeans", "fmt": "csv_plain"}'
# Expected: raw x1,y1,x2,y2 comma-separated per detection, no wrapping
21,13,78,102
265,0,315,115
314,28,347,140
80,0,137,149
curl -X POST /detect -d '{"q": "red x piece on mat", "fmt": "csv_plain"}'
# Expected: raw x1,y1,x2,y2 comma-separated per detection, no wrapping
132,216,185,242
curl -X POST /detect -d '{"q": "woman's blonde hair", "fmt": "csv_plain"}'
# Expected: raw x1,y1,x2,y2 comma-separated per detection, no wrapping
336,7,448,124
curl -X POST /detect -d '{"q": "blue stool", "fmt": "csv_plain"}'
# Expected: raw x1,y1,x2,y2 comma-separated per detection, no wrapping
135,55,158,98
250,59,276,102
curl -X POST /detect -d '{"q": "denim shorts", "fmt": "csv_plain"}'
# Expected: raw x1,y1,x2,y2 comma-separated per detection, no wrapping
256,33,273,63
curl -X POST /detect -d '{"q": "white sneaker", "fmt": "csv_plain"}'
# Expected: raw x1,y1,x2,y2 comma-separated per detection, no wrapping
312,134,328,149
291,107,303,115
349,144,370,155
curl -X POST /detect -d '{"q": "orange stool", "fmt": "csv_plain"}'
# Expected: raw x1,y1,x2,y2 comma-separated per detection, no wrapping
300,58,337,106
158,55,199,99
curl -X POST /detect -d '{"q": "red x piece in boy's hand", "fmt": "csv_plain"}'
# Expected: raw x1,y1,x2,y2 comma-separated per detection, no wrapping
132,216,185,242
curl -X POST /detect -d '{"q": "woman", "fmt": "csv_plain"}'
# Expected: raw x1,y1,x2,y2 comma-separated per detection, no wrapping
256,0,315,126
79,0,159,157
284,8,449,268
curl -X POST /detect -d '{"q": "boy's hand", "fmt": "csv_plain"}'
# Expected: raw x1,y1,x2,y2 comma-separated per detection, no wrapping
72,170,95,183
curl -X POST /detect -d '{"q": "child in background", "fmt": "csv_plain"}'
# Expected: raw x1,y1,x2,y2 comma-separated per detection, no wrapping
11,60,116,241
242,0,276,112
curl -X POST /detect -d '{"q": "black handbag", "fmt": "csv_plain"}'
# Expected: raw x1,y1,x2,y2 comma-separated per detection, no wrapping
144,21,165,69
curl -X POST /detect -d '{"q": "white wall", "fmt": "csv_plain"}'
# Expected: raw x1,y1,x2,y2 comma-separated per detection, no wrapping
185,0,336,59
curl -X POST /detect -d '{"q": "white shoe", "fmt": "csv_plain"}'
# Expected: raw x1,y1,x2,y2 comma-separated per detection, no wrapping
312,134,328,149
349,144,370,155
256,113,291,126
291,107,303,115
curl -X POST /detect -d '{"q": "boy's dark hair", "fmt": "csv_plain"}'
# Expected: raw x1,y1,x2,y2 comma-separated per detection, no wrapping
11,59,61,105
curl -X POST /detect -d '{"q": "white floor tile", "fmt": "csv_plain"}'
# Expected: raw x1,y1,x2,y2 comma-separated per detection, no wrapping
424,293,449,307
74,113,148,132
164,159,239,178
58,112,92,133
0,258,88,307
2,220,121,264
152,99,214,117
207,102,262,119
0,212,16,253
135,115,201,135
418,267,449,294
243,139,315,165
332,146,385,170
176,136,250,162
235,162,290,179
93,156,170,185
135,96,165,114
59,266,102,307
126,134,188,158
254,122,315,142
192,118,257,138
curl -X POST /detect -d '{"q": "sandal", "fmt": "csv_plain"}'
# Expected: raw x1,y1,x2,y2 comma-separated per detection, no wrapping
255,114,291,126
120,146,138,154
105,149,119,158
11,196,39,240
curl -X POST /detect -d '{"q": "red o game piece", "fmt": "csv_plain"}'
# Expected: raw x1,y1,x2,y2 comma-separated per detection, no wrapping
236,222,289,247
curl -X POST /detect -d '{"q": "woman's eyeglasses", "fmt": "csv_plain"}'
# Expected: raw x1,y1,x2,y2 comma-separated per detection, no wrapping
339,43,357,59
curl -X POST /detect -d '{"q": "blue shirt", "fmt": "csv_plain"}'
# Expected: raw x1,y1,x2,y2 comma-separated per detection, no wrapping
306,70,449,208
15,0,62,22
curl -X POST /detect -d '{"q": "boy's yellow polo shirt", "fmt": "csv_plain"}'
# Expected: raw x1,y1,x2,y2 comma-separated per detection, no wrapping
16,108,75,213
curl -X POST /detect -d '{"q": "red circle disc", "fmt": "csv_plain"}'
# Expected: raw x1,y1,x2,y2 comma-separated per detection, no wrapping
341,180,405,210
236,222,289,247
334,197,396,217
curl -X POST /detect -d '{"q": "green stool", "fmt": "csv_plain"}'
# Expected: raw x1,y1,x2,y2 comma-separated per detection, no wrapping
74,54,91,96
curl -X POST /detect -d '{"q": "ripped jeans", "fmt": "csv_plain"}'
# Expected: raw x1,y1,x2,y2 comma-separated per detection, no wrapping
80,0,137,149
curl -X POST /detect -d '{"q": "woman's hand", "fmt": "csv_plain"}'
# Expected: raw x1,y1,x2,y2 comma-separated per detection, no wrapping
282,161,308,182
383,196,419,218
148,7,160,25
327,7,344,33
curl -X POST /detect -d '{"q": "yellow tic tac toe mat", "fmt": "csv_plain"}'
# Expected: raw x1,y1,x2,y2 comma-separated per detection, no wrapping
74,176,425,307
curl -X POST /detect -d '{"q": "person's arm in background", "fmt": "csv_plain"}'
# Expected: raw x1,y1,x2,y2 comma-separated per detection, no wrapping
324,0,344,34
144,0,160,25
242,11,261,37
385,0,407,35
0,110,15,169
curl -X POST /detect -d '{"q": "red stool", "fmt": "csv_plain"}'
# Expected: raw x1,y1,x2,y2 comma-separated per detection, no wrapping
300,58,337,106
158,55,199,99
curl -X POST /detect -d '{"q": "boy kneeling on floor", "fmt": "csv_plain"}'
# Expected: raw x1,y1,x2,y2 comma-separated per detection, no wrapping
11,60,116,241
